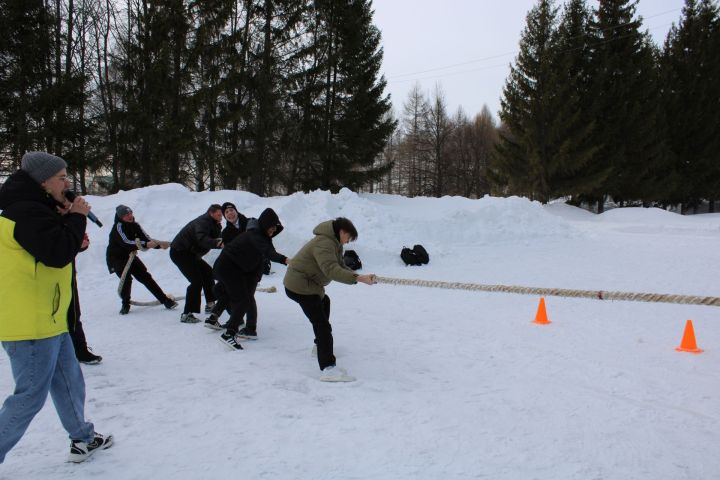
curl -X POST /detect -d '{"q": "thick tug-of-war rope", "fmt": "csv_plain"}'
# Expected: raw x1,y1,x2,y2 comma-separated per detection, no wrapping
118,245,276,307
375,276,720,307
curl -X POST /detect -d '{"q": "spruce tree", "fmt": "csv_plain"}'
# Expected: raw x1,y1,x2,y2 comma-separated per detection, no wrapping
662,0,720,211
495,0,560,203
551,0,607,200
308,0,395,192
587,0,667,210
0,0,54,161
189,0,237,190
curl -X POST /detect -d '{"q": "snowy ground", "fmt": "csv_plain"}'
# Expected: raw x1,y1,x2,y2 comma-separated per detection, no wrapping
1,185,718,479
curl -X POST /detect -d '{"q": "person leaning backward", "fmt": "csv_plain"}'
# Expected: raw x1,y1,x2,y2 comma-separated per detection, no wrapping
170,204,224,323
0,152,113,463
106,204,177,315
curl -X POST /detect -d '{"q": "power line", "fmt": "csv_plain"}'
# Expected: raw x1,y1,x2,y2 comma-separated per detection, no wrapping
384,7,682,84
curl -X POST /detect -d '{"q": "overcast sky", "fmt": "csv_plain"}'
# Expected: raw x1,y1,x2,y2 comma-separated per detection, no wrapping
372,0,687,122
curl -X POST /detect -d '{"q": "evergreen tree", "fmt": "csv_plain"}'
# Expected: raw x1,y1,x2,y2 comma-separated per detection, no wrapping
118,0,194,187
0,0,54,161
551,0,607,200
494,0,560,203
249,0,307,195
188,0,236,190
587,0,667,211
306,0,395,192
662,0,720,211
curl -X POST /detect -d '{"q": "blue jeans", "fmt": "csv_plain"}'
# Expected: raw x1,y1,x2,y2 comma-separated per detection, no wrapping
0,333,94,463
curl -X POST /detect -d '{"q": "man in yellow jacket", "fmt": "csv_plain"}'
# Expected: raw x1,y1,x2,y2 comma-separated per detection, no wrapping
284,217,376,382
0,152,113,463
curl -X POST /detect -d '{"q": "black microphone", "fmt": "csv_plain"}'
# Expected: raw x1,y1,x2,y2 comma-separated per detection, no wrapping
64,190,103,227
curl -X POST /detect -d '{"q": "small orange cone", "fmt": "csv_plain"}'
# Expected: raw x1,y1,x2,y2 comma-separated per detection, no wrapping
676,320,703,353
532,297,551,325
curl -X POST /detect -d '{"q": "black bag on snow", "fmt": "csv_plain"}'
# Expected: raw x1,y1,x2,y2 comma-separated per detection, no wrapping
343,250,362,270
401,247,421,266
412,244,429,264
400,245,430,266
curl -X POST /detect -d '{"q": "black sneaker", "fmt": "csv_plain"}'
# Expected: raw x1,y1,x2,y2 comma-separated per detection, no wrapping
219,332,243,350
164,299,178,310
68,432,113,463
77,349,102,365
236,327,257,340
119,304,130,315
204,301,216,313
204,314,223,330
180,313,200,323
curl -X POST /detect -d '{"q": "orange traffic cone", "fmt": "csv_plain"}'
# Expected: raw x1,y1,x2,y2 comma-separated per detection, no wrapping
532,297,551,325
676,319,703,353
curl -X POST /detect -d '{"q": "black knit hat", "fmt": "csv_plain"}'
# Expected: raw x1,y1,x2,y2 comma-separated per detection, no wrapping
221,202,237,214
21,151,67,184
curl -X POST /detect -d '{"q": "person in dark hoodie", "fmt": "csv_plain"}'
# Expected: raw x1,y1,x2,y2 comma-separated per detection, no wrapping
204,203,271,330
0,152,113,463
106,205,178,315
170,205,223,323
215,208,289,350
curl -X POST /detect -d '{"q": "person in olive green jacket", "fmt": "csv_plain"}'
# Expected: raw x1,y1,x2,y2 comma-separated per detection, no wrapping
283,217,376,382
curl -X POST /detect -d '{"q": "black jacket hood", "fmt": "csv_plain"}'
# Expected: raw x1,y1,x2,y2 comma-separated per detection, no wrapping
258,208,283,237
0,170,61,211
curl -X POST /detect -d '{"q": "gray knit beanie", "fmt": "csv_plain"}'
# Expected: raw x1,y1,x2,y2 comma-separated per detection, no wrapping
116,205,132,217
21,151,67,184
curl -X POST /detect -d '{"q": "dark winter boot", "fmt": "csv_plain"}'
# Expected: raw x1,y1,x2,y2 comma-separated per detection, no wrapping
77,349,103,365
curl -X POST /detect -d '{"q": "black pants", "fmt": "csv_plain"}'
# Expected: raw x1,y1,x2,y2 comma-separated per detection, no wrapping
111,256,168,307
210,282,258,329
213,258,257,335
68,267,89,356
170,248,216,314
285,288,334,370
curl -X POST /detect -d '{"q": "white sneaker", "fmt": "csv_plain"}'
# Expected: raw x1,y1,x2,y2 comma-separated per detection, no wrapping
319,366,355,383
68,432,113,463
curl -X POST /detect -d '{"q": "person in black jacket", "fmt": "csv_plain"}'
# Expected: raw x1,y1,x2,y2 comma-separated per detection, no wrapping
216,208,289,350
220,202,247,244
53,193,102,365
68,232,102,364
204,202,247,329
170,205,223,323
106,205,177,315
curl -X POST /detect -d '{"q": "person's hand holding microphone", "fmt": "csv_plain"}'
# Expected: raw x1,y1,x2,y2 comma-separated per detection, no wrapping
64,190,103,227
